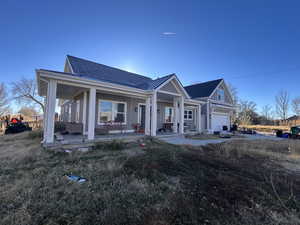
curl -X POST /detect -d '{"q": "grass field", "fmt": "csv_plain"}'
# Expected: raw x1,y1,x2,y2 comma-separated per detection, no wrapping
1,131,300,225
240,125,290,133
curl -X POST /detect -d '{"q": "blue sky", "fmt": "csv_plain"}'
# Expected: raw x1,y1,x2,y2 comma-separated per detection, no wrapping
1,0,300,114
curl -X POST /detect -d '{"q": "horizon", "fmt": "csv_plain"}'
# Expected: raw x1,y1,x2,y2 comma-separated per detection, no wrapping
1,0,300,116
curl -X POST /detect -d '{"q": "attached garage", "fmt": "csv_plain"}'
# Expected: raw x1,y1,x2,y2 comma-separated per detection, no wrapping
211,113,230,132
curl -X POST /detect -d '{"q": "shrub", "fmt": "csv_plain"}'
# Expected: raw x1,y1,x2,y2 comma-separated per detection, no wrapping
94,140,125,151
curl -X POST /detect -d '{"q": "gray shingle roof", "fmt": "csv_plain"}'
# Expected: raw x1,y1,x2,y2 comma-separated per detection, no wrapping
184,79,223,98
66,55,174,90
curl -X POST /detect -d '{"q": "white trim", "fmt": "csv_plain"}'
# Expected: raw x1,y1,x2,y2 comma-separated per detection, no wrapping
157,89,181,96
137,103,146,124
37,70,149,97
184,99,205,105
184,109,193,120
97,99,127,125
210,100,234,108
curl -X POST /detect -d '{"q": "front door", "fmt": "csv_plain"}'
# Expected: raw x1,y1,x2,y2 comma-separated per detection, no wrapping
139,104,146,129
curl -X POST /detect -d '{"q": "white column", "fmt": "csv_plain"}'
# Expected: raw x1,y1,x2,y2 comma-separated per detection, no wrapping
145,96,151,135
173,97,178,133
151,91,157,136
207,100,210,132
44,79,57,144
179,96,184,134
43,96,48,143
82,91,87,135
88,87,96,140
197,104,202,132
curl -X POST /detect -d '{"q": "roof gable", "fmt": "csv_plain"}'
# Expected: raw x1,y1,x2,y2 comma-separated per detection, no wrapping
184,79,223,99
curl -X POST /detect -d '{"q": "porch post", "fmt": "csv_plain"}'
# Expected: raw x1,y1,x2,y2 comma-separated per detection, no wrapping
207,100,210,132
44,79,57,144
88,87,96,140
151,91,157,136
179,96,184,134
43,96,48,143
145,96,151,135
197,104,202,132
82,91,87,135
173,97,178,133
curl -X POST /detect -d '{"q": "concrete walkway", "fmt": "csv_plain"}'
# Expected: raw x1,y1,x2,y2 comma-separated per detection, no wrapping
158,134,281,146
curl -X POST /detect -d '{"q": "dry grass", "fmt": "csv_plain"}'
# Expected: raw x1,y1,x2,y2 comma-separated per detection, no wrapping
241,125,290,133
0,132,300,225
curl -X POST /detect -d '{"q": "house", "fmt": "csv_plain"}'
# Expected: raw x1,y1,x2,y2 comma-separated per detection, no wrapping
184,79,235,132
36,55,235,144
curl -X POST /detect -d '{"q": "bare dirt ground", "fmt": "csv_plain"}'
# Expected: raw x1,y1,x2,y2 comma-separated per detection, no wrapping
0,131,300,225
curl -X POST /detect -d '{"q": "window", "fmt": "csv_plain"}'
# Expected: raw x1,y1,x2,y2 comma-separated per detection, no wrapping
184,110,193,120
217,89,225,102
68,104,72,122
164,107,174,123
75,100,80,123
98,100,126,124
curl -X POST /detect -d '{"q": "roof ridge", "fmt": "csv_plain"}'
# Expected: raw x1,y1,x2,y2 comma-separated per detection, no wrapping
66,55,152,81
184,78,223,88
153,73,175,80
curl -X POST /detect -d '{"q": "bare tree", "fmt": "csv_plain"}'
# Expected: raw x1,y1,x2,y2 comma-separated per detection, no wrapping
261,104,272,120
227,82,238,105
11,78,44,113
275,90,289,120
237,100,257,125
18,106,38,118
0,83,9,117
292,97,300,116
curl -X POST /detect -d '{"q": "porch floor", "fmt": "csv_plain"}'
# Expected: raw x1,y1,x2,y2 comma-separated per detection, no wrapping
48,132,181,147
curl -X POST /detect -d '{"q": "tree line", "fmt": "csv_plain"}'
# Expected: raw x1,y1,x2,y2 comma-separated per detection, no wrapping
0,78,44,119
235,89,300,126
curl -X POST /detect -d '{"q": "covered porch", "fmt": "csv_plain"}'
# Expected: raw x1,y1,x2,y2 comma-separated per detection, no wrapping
37,70,203,145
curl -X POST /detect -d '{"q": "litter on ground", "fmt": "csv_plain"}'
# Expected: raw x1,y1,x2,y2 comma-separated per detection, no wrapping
65,175,86,183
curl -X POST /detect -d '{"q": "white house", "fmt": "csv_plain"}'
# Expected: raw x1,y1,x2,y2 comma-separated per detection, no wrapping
36,55,235,144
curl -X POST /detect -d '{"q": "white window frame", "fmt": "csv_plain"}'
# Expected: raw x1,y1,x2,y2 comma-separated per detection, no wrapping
184,109,193,120
217,89,225,102
98,99,127,125
68,103,72,122
75,100,80,123
164,107,174,123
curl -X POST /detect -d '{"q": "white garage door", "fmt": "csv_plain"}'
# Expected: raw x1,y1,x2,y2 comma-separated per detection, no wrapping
211,114,230,132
